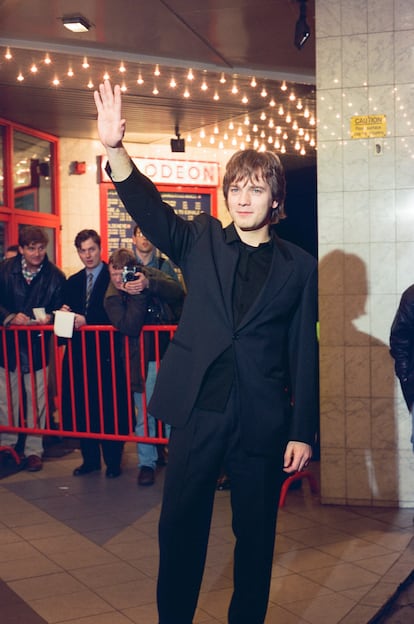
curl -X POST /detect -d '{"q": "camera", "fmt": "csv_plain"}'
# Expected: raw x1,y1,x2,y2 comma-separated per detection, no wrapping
122,265,141,282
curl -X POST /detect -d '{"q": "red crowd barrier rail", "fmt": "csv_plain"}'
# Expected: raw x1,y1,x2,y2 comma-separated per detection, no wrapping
0,324,176,448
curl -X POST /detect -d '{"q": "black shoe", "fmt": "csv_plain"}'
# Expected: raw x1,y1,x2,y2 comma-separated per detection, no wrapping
106,467,122,478
73,463,101,476
138,466,155,486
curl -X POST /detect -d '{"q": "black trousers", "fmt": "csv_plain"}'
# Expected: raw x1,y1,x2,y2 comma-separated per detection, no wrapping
80,438,124,470
157,391,285,624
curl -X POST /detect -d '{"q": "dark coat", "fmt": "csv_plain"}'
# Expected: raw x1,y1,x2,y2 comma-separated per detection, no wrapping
61,263,131,435
111,164,319,457
0,253,66,371
390,284,414,410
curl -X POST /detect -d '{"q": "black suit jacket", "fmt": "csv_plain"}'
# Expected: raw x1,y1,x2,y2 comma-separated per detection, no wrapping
112,164,318,456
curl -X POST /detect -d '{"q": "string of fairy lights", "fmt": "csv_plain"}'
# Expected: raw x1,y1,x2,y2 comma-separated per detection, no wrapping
2,46,317,156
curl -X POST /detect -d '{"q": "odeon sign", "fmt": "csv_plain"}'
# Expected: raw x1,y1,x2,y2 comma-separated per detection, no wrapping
101,156,219,187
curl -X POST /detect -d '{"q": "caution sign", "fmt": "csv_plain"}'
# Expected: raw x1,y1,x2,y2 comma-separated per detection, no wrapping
350,115,387,139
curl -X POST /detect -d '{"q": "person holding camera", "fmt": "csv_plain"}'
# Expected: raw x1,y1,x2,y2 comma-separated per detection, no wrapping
105,247,184,486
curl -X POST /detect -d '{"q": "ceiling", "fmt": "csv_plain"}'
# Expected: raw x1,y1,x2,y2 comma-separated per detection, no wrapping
0,0,316,166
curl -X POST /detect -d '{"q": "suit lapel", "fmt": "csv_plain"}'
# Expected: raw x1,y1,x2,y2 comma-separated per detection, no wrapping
235,234,294,330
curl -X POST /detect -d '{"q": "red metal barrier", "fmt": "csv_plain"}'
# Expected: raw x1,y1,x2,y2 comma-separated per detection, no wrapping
0,324,176,447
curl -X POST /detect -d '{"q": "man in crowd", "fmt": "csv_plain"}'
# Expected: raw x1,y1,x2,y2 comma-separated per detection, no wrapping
61,229,129,478
105,246,184,486
390,285,414,451
0,226,66,471
95,81,318,624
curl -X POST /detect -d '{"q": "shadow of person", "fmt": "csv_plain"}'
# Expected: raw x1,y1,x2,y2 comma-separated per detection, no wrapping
319,250,398,505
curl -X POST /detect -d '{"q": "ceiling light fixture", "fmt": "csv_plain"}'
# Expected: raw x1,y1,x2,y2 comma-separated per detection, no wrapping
61,15,92,33
294,0,311,50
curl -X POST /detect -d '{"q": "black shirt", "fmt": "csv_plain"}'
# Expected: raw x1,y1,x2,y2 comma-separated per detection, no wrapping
196,225,273,411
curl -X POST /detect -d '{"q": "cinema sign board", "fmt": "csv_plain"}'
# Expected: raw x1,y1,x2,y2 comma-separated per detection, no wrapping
100,156,220,187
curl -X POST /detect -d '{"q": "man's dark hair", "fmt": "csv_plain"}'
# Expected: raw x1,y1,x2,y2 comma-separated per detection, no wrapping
108,247,137,270
18,226,49,247
222,149,287,223
74,229,101,249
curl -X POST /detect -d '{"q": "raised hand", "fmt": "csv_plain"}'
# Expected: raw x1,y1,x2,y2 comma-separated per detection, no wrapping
94,80,126,149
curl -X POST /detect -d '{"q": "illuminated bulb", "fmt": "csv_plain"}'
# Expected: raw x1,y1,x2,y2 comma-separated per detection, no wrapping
169,77,177,88
67,67,74,77
17,72,24,82
152,86,159,95
310,137,316,146
260,112,266,121
244,116,250,125
219,141,224,149
237,127,243,137
259,143,266,152
304,132,310,141
87,79,94,89
154,64,160,76
298,127,304,136
119,62,126,73
82,56,89,69
252,125,258,132
268,119,274,128
268,136,273,144
197,141,202,148
276,126,281,134
269,99,276,107
278,105,284,115
286,113,291,123
209,136,215,144
52,76,60,86
224,133,229,140
214,126,219,134
187,68,194,80
294,140,301,150
232,138,237,146
275,138,280,149
103,72,110,80
186,134,192,142
30,64,38,73
231,84,238,94
260,130,266,138
303,107,310,118
242,95,248,104
5,47,12,59
281,81,287,91
289,92,296,101
309,116,316,126
240,142,245,150
281,144,286,153
220,73,226,83
183,88,190,98
44,54,51,65
292,120,298,130
300,146,306,155
201,80,208,91
245,134,251,142
261,88,267,97
137,73,144,85
296,99,303,110
253,139,259,149
200,129,206,138
229,121,234,130
283,132,288,140
213,91,219,100
250,77,257,87
120,82,127,92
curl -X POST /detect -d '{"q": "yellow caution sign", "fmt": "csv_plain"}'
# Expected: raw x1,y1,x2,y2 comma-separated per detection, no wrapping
350,115,387,139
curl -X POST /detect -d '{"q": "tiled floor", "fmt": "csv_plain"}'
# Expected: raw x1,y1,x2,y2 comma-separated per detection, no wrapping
0,442,413,624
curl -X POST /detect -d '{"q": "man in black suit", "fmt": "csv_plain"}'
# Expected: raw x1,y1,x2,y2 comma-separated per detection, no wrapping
94,81,318,624
61,229,129,478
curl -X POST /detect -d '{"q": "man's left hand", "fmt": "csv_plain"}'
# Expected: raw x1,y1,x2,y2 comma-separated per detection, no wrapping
283,441,312,473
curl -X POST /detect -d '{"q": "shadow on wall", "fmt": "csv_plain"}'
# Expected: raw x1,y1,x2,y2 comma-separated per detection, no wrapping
319,250,399,505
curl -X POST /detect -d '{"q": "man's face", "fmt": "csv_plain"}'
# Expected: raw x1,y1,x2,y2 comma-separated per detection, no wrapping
226,174,277,234
19,242,47,271
132,229,154,254
108,265,124,290
77,238,101,269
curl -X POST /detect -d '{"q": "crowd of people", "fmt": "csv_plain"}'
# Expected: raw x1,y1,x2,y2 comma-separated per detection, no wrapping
0,224,184,481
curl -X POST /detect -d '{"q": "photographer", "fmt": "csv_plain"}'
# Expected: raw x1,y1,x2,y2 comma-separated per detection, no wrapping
104,248,184,486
